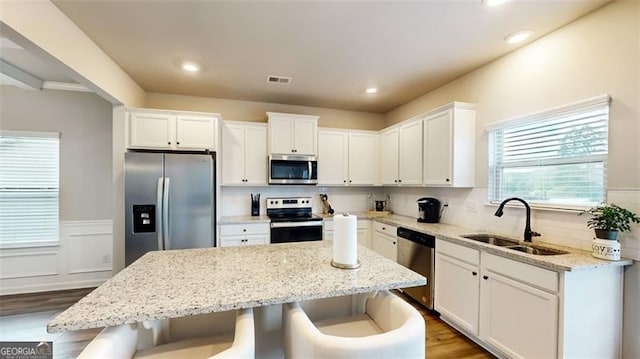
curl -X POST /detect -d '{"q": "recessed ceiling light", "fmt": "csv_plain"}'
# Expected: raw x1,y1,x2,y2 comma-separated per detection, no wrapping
505,30,533,44
365,87,378,94
483,0,509,6
182,62,200,73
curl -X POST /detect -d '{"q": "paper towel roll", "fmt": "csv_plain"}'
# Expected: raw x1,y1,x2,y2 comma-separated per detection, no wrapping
333,214,358,266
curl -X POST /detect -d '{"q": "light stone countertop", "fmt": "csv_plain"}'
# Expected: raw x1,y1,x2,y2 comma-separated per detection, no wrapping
218,215,271,224
230,212,633,272
47,241,425,333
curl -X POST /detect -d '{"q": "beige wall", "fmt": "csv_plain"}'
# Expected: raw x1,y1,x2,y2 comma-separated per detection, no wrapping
384,0,640,190
144,92,385,130
0,0,144,106
0,85,113,221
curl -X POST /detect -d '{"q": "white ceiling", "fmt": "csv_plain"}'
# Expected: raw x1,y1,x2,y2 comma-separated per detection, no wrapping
7,0,610,113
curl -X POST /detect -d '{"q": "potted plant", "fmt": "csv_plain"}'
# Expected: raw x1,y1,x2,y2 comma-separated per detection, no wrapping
581,203,640,240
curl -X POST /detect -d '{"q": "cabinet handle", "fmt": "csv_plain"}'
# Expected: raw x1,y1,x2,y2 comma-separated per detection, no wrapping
472,271,477,276
483,275,489,280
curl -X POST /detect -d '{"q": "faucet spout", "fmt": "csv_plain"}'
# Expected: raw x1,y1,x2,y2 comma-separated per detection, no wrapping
495,197,540,242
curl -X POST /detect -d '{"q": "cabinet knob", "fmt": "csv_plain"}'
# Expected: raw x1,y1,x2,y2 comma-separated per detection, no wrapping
344,180,347,183
393,241,396,245
445,178,450,182
483,275,489,280
177,142,180,145
472,271,477,276
168,141,171,145
394,180,398,183
382,227,386,230
348,180,352,183
243,229,247,232
398,179,402,183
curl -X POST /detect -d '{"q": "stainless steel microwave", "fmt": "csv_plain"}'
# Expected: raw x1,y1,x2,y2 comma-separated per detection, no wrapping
269,154,318,185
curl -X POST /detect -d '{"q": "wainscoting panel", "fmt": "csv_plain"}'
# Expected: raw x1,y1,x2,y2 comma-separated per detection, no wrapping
0,250,59,279
0,220,113,295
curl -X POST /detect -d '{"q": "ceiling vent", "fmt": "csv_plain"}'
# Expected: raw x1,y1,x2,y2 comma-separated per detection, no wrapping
267,75,291,84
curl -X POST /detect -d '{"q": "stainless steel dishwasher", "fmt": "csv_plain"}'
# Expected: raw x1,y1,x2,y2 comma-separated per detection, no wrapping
397,227,435,310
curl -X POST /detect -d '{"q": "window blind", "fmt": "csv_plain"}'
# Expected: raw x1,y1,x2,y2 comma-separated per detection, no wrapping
0,132,59,246
488,96,609,208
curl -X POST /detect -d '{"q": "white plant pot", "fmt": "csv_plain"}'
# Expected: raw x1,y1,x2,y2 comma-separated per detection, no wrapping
592,238,621,260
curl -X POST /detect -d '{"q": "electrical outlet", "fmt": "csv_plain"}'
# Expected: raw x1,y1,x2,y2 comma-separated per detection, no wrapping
102,254,111,264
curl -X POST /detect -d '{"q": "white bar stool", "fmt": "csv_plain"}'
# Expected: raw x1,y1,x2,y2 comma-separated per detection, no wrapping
78,308,254,359
283,290,424,359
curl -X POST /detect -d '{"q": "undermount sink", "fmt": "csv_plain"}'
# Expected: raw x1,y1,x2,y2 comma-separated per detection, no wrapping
460,234,569,256
460,234,520,247
506,245,569,256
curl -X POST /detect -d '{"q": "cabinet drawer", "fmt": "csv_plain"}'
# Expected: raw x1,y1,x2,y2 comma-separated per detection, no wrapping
436,239,480,266
325,219,371,231
482,252,558,293
373,221,397,235
219,223,269,236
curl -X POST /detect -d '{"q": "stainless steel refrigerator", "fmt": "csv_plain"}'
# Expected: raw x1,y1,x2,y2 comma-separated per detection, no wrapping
125,152,215,266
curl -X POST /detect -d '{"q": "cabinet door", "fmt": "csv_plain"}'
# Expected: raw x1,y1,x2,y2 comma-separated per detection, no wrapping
269,116,295,154
379,128,399,185
372,232,397,261
221,123,245,185
245,234,269,246
318,130,348,185
435,254,480,335
480,271,558,359
357,228,371,249
218,235,244,248
398,120,423,185
293,117,317,155
176,115,217,150
244,124,268,184
424,110,452,185
348,132,376,185
129,112,174,149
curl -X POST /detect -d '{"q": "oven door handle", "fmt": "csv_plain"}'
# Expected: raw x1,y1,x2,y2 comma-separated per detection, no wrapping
270,221,323,228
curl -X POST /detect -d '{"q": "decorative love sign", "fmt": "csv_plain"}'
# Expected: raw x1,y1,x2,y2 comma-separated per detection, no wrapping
592,238,621,260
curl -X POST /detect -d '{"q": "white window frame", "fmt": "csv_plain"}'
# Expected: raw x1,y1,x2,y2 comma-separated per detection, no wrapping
0,130,60,249
486,95,610,211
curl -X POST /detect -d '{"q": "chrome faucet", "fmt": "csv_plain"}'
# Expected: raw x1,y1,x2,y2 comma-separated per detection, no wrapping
494,197,541,242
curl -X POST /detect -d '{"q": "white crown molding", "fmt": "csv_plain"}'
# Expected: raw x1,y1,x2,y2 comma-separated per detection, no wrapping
42,81,92,92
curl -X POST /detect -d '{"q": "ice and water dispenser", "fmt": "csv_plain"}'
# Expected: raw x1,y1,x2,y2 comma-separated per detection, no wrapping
132,204,156,233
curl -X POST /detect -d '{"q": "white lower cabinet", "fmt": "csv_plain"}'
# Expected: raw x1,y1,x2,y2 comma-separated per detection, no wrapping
372,221,397,261
218,223,269,247
323,220,372,249
435,238,624,359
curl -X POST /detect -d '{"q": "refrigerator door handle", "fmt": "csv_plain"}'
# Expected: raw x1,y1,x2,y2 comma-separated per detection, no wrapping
163,177,171,250
156,177,164,250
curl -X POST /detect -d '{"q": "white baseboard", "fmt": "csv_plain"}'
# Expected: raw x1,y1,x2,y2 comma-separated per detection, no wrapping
0,276,111,296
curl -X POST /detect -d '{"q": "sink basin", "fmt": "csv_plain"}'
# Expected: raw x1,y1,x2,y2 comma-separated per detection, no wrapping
504,245,569,256
461,234,569,256
461,234,520,247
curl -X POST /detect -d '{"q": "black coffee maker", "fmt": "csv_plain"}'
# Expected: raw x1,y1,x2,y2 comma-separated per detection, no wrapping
417,197,441,223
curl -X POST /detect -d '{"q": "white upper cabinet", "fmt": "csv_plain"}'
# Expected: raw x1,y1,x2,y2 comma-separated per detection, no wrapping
128,109,219,151
267,112,319,155
348,132,376,185
318,130,348,185
423,103,475,187
318,129,377,186
379,120,422,185
221,121,267,185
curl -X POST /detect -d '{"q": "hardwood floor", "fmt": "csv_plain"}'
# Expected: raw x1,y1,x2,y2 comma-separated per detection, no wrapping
395,291,495,359
0,288,494,358
0,288,100,359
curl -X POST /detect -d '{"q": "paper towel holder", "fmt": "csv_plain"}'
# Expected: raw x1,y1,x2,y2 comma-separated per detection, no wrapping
331,259,361,270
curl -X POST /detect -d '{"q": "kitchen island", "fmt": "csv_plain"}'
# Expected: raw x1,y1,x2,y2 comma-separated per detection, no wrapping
47,241,425,333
